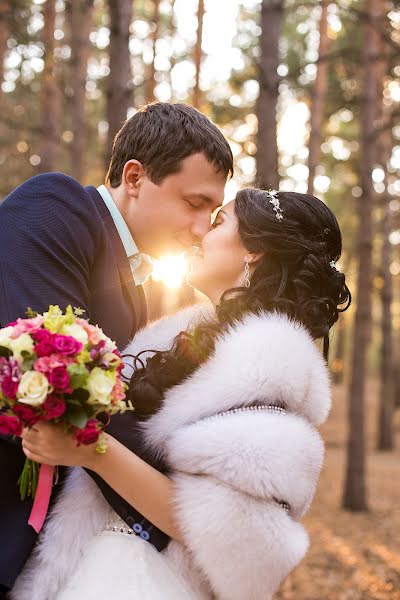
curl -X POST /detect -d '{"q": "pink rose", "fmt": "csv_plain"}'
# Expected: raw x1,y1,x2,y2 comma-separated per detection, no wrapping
48,366,71,392
76,320,103,345
42,395,66,420
31,329,52,343
74,419,100,445
9,316,44,339
34,341,55,357
52,335,82,356
1,377,19,399
0,414,22,436
111,378,126,403
34,354,73,373
13,404,40,427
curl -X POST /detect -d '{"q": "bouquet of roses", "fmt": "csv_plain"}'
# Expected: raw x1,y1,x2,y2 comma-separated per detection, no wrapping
0,305,129,530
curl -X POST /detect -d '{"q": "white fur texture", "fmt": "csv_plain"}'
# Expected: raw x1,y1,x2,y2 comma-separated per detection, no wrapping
10,469,110,600
12,306,331,600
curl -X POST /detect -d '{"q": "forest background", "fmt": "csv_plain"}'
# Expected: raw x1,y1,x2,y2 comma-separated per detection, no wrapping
0,0,399,598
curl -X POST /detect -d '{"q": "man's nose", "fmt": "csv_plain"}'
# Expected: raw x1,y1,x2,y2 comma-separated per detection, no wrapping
191,213,212,242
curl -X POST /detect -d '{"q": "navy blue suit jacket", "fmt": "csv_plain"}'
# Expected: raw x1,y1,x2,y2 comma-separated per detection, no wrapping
0,173,169,590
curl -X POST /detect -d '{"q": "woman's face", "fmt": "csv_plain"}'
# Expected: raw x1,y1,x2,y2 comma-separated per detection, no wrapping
187,200,250,303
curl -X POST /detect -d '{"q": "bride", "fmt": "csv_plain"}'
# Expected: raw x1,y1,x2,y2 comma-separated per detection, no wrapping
15,188,350,600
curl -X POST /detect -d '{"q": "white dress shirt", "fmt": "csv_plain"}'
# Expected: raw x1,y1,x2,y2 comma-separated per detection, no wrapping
97,185,153,285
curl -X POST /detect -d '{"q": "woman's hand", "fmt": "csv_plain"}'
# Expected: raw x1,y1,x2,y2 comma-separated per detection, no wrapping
21,422,100,469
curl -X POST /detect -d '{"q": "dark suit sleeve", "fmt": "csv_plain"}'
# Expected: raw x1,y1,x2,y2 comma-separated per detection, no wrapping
0,172,102,326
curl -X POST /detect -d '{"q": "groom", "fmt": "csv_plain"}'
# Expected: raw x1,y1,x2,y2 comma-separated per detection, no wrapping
0,102,233,596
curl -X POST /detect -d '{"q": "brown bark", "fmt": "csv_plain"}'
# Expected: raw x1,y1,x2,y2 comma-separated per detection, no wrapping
342,0,382,512
105,0,133,167
331,256,352,386
256,0,283,190
192,0,204,109
39,0,61,172
168,0,177,97
307,0,329,195
0,0,10,92
145,0,160,101
68,0,94,182
378,169,395,451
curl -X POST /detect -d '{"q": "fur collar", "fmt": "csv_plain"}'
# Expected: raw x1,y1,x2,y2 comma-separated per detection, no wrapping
140,309,331,454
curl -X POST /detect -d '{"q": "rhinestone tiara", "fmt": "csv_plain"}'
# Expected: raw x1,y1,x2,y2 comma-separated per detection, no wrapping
267,190,283,221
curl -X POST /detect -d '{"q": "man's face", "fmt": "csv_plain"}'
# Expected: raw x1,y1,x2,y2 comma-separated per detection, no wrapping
132,153,227,258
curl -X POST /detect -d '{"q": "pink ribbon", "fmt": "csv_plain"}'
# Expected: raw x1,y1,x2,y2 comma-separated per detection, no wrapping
28,464,54,533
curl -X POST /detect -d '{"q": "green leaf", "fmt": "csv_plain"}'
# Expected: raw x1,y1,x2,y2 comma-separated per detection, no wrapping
65,405,88,429
22,353,35,372
0,346,11,359
67,363,89,389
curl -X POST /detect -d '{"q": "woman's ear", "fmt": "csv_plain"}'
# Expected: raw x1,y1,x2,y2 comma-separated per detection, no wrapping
245,252,264,266
122,160,146,198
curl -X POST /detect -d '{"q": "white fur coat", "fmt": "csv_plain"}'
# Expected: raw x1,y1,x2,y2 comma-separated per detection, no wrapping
12,304,331,600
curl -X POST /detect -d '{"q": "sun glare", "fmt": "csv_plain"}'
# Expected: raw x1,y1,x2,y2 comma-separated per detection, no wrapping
152,254,188,288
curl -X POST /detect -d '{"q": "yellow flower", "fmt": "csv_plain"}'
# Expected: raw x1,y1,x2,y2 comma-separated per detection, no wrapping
43,305,64,333
87,367,116,405
9,334,34,361
76,349,91,364
18,371,50,406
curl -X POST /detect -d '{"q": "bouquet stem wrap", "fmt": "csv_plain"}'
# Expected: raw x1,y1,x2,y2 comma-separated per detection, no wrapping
27,463,54,533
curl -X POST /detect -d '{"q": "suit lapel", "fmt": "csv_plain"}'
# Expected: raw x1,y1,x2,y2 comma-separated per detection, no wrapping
85,186,146,335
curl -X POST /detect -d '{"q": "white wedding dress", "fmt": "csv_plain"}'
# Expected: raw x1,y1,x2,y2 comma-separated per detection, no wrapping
56,512,199,600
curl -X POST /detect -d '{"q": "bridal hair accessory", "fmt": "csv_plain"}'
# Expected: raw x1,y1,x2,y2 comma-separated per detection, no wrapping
244,260,251,288
267,190,283,221
329,260,337,269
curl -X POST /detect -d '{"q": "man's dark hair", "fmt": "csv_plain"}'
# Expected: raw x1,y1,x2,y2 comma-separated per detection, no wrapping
106,102,233,187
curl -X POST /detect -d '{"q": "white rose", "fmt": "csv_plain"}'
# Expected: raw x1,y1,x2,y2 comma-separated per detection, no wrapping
62,324,89,346
0,326,15,349
87,367,115,405
9,334,34,360
18,371,50,406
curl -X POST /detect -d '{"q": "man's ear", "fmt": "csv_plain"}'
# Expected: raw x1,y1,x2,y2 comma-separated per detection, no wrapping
122,160,146,198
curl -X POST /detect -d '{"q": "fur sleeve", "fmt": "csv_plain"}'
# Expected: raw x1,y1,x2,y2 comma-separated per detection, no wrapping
169,474,309,600
167,411,324,520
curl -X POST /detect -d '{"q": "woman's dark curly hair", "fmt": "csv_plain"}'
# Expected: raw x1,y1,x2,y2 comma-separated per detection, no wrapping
125,188,351,419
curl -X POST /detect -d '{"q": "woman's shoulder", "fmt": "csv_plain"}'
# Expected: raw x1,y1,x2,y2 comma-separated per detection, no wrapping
122,302,214,365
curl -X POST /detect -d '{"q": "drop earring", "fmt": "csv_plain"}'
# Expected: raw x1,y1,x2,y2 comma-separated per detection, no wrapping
244,260,251,288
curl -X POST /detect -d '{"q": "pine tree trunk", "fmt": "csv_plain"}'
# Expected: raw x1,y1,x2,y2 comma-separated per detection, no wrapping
192,0,204,109
331,255,351,386
342,0,381,512
168,0,177,98
377,122,395,450
39,0,61,173
68,0,94,182
0,0,10,92
375,24,394,451
256,0,283,190
146,0,160,101
105,0,133,167
307,0,329,195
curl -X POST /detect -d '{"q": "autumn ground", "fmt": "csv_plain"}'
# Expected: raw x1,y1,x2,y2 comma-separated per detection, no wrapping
276,379,400,600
